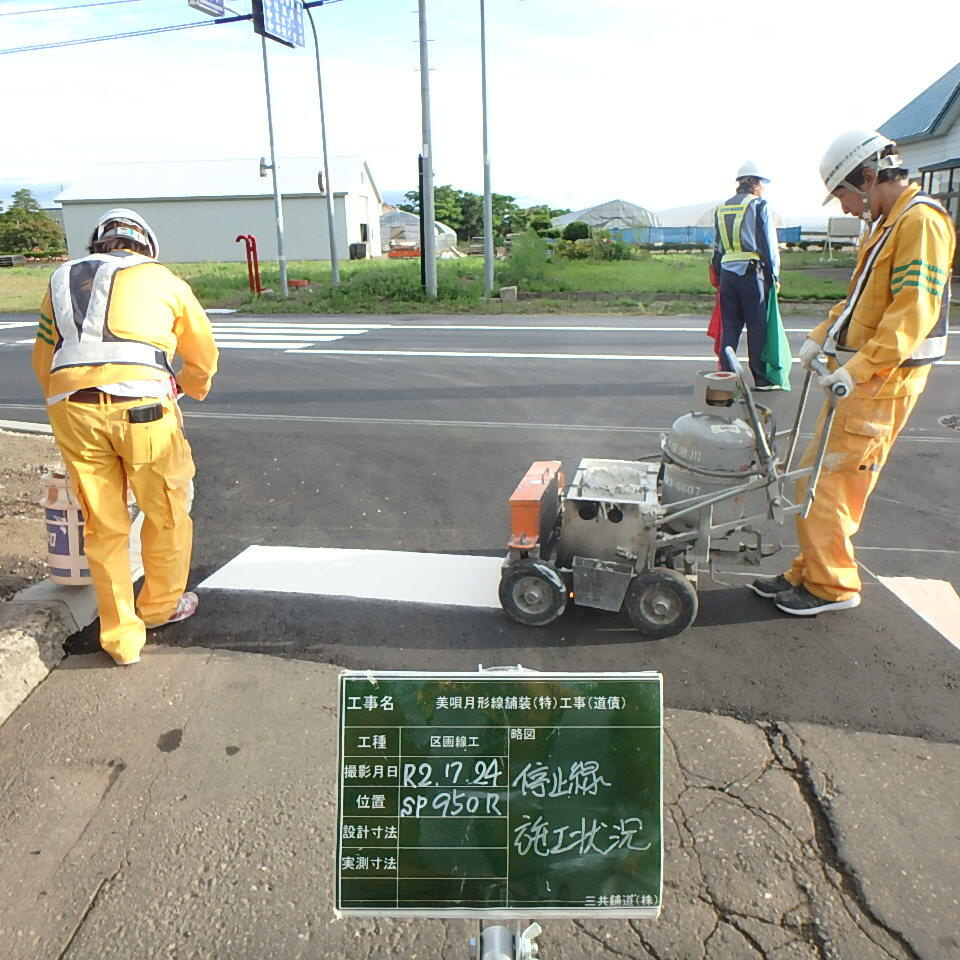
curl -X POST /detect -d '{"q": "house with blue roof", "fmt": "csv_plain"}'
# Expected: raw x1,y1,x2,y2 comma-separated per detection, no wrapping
880,61,960,268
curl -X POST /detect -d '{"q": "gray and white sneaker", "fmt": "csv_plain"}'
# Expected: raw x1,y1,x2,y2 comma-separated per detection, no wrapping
775,585,861,617
749,574,793,598
144,592,199,629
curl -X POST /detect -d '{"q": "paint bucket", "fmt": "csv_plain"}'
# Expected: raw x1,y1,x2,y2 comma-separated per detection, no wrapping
41,470,90,586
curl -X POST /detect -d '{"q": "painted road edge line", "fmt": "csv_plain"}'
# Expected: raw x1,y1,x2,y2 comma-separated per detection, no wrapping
0,403,957,443
288,348,960,365
293,350,729,361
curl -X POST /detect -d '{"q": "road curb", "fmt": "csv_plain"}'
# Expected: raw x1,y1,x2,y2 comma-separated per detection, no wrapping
0,419,52,435
0,513,145,728
0,598,78,727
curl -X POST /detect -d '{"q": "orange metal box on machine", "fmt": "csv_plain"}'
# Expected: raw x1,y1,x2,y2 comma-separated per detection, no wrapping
507,460,563,553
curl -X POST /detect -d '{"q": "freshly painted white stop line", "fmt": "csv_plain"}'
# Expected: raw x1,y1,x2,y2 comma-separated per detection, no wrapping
877,576,960,651
198,545,503,609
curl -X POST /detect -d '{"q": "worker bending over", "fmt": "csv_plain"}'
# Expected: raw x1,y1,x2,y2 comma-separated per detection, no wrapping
751,131,953,615
33,209,218,664
713,161,781,390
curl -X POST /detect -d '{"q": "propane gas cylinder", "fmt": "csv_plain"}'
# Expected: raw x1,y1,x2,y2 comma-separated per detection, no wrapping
661,371,756,532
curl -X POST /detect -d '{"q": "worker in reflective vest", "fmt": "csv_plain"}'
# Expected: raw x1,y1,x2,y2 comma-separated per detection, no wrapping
32,209,219,665
750,131,953,616
712,161,781,390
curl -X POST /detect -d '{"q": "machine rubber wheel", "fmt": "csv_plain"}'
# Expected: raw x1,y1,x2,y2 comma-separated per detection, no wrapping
624,568,698,639
499,560,567,627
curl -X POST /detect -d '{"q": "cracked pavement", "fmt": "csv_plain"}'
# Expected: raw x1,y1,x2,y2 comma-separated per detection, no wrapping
0,647,956,959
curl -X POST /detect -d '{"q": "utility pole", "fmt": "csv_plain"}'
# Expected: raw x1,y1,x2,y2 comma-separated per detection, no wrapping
260,35,288,297
417,0,437,298
480,0,494,297
304,2,340,287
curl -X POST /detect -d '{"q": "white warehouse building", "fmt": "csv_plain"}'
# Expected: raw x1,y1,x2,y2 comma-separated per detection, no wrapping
56,156,382,263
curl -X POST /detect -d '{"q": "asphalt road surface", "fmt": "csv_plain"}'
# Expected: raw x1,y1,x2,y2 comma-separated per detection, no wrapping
2,313,959,743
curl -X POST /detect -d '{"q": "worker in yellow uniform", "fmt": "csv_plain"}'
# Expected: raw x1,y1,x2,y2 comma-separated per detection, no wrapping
750,130,953,615
33,209,218,663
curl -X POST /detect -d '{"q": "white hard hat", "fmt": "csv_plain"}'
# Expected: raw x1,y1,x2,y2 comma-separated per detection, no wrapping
736,161,769,183
95,207,159,259
819,130,902,205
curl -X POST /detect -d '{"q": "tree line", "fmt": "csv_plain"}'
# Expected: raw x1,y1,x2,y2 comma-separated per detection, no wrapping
0,189,64,254
398,185,570,241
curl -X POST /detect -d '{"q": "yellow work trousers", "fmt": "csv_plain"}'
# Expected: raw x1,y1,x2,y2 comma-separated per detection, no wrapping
48,394,196,663
787,392,919,602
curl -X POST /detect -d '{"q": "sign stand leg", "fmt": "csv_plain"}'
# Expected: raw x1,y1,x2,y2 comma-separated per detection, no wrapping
469,921,542,960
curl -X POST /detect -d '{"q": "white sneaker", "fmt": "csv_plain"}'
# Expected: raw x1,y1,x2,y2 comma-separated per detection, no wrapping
144,592,199,629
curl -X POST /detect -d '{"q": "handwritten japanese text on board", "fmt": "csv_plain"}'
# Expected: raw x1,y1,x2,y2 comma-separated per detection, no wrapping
336,672,662,918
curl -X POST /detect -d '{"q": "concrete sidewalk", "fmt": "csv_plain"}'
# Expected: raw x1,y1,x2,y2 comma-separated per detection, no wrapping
0,642,956,960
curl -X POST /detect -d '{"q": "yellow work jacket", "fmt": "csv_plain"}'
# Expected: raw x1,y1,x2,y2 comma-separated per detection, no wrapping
811,183,954,398
33,250,219,401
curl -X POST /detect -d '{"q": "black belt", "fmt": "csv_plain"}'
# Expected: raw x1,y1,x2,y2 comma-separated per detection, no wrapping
69,388,147,404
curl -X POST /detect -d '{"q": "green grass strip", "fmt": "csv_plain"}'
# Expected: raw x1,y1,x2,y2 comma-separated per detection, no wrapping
891,279,942,298
891,259,946,277
36,331,54,345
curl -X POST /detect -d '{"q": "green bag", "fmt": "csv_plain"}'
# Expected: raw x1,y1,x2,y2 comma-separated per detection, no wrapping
760,285,792,390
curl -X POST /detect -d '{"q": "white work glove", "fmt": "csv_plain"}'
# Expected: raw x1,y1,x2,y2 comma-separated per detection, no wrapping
817,365,855,396
798,337,823,372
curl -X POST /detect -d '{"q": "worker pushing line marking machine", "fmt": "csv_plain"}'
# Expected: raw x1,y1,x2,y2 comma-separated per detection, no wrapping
499,347,848,639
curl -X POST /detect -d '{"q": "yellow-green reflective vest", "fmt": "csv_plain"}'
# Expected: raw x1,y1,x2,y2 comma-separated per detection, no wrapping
716,196,760,263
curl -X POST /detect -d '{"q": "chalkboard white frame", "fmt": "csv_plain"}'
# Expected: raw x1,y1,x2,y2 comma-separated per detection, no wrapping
335,668,663,919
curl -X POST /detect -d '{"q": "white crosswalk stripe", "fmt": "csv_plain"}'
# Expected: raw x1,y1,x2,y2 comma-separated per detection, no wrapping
209,320,377,350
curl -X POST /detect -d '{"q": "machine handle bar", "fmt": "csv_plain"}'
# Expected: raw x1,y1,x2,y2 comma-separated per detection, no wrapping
808,358,850,398
722,346,778,482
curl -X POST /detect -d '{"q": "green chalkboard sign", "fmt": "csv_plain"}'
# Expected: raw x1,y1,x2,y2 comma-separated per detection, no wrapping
336,670,662,918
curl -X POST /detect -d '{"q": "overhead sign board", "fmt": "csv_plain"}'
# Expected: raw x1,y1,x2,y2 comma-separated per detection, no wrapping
336,670,663,918
251,0,304,48
187,0,224,16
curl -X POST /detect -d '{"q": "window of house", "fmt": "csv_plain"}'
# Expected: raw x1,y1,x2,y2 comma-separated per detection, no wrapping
930,168,953,194
360,223,368,242
921,162,960,272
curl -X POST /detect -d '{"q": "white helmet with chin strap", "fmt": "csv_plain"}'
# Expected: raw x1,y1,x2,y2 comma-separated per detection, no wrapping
819,130,904,213
94,207,159,259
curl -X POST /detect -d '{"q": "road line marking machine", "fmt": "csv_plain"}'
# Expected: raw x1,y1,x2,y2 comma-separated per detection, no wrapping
499,348,847,639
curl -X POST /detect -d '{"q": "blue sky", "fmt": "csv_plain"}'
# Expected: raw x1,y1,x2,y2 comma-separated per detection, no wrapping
2,0,958,220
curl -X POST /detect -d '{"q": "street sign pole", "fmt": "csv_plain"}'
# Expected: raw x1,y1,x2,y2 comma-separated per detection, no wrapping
303,2,340,287
260,35,289,298
417,0,437,298
480,0,494,298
